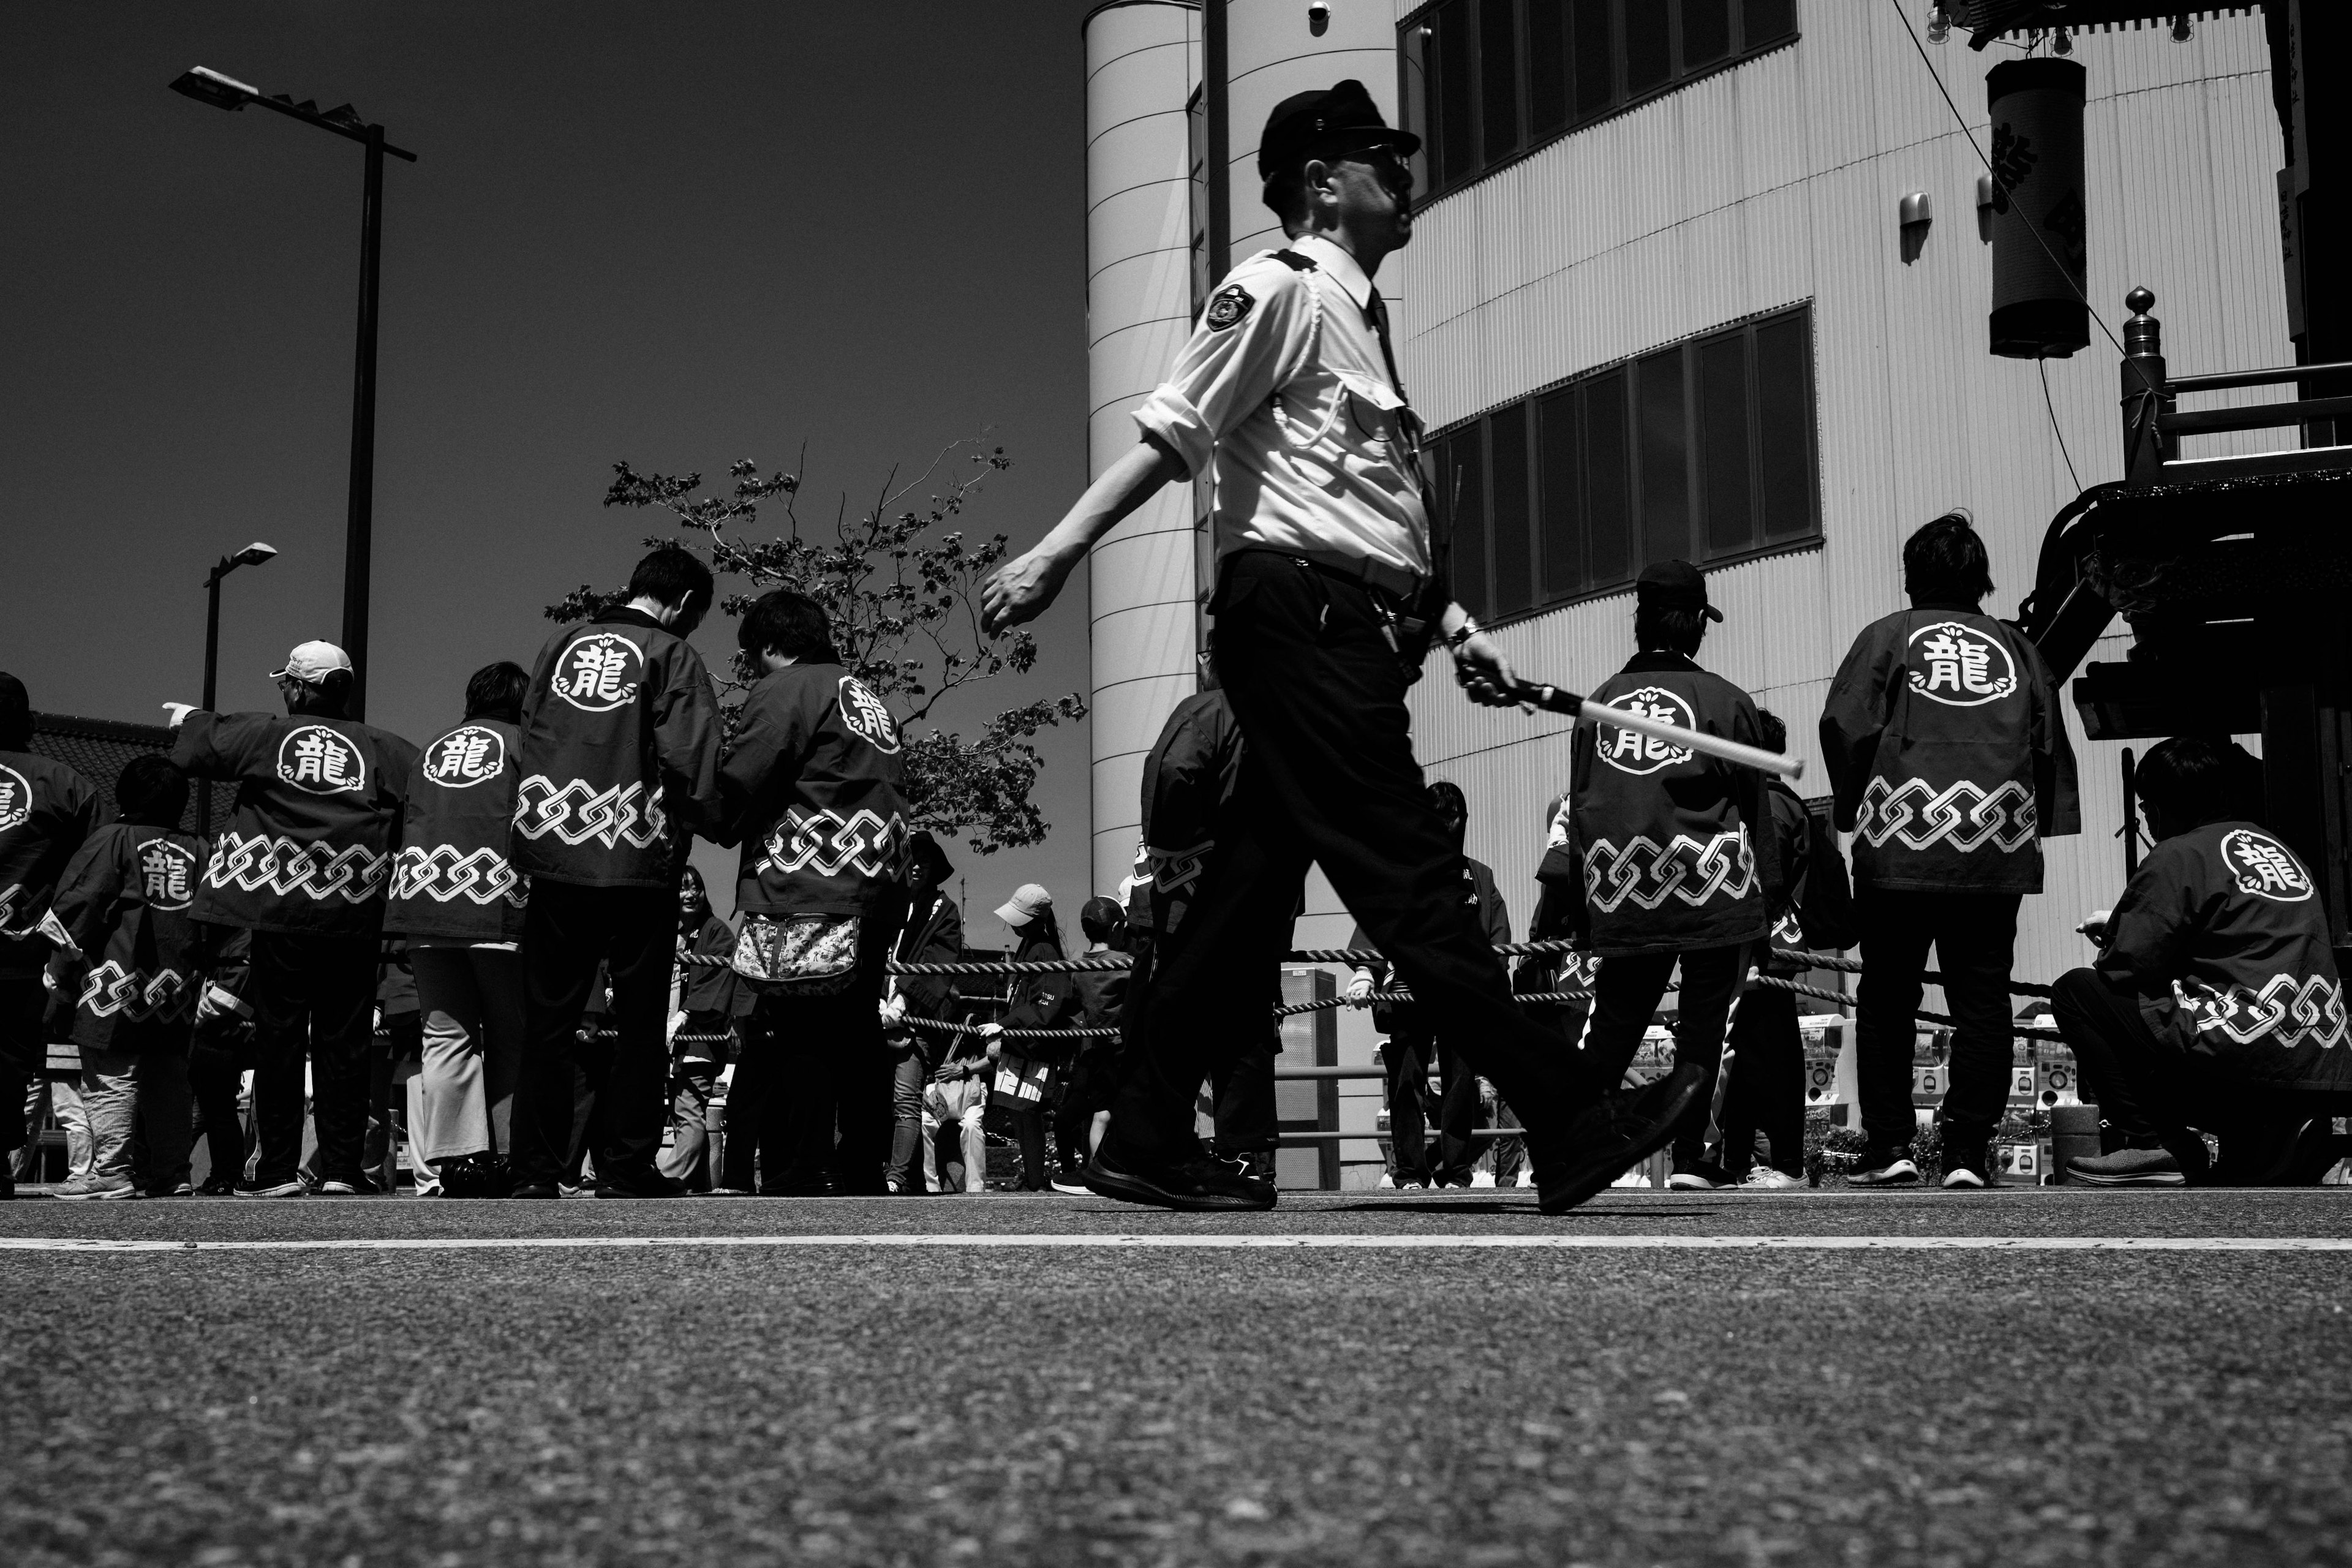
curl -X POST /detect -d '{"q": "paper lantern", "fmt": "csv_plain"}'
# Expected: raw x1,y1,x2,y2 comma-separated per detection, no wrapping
1986,58,2089,359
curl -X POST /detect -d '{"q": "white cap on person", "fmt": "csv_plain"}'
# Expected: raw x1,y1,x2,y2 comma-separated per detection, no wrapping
994,883,1052,928
270,641,352,683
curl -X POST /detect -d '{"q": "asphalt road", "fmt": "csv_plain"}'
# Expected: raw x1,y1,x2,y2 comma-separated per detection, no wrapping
6,1189,2351,1567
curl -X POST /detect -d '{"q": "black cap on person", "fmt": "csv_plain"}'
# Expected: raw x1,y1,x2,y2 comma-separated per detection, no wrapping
907,829,954,883
1257,79,1421,178
1635,559,1724,623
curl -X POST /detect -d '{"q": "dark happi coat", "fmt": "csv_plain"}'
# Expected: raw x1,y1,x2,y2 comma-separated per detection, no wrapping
42,823,209,1050
1820,605,2078,894
514,606,723,889
2095,820,2350,1090
720,663,911,917
1133,690,1245,937
172,712,417,937
0,747,97,978
385,716,528,942
1558,651,1776,958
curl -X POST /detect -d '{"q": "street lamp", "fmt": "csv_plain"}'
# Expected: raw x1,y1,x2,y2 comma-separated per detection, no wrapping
198,541,277,831
170,66,417,720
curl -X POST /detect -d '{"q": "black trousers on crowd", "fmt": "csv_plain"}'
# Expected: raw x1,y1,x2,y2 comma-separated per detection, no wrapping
514,880,676,1189
1578,944,1749,1170
0,976,42,1160
1718,981,1804,1178
1109,552,1586,1179
247,931,378,1187
1379,1025,1479,1185
745,986,895,1193
187,1037,249,1186
1855,886,2022,1153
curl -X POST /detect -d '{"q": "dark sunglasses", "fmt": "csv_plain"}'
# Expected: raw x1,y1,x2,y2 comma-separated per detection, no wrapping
1329,143,1417,191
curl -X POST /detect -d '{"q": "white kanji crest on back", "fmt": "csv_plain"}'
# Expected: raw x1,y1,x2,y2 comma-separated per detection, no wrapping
1596,687,1697,776
0,764,28,832
836,676,902,756
424,725,507,788
2220,829,2314,902
551,631,646,713
276,726,366,796
136,838,197,911
1905,620,2018,707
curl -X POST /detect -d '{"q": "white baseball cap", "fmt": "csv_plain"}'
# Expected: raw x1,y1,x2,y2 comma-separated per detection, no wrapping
993,883,1053,928
271,641,353,683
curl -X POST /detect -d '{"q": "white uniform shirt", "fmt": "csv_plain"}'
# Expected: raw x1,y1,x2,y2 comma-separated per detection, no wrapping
1133,233,1431,589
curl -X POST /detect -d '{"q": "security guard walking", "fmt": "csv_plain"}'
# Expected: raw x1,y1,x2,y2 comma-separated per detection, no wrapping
982,81,1703,1214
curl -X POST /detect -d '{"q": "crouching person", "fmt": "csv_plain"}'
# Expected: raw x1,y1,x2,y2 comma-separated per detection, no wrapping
717,589,911,1196
42,756,206,1199
2055,736,2351,1186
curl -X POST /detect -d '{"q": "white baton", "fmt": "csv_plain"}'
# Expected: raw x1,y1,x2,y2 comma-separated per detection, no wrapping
1510,680,1806,781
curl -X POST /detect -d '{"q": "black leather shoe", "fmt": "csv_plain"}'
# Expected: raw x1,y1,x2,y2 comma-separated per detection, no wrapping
1538,1063,1707,1216
508,1182,561,1199
1084,1145,1276,1212
598,1173,690,1199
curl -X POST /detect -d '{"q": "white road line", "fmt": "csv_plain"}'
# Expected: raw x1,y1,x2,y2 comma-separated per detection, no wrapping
2,1234,2350,1254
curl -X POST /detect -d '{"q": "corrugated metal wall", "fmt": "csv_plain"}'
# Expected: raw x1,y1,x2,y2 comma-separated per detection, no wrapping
1389,7,2289,1010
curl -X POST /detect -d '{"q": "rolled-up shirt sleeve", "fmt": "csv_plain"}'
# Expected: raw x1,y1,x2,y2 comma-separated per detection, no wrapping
1133,264,1311,480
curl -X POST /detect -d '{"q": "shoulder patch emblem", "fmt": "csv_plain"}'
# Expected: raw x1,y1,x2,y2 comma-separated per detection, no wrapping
1904,620,2018,707
1597,687,1698,776
2219,829,2314,903
0,764,28,832
837,677,903,756
1205,284,1256,333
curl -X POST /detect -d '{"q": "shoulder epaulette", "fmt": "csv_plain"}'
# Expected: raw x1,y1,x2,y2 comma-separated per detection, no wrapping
1272,250,1317,272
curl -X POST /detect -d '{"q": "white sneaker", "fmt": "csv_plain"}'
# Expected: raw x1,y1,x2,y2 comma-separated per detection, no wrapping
1376,1172,1396,1189
1738,1168,1802,1190
1399,1181,1427,1192
1047,1178,1090,1195
54,1175,138,1200
1469,1170,1497,1189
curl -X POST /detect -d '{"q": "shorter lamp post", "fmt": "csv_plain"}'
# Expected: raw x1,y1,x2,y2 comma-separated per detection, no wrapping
198,541,279,830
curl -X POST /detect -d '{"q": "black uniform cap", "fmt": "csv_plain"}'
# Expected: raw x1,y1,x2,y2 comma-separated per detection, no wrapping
1635,559,1724,623
1257,79,1421,178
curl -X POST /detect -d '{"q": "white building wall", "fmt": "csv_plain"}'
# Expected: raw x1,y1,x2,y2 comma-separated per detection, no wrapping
1085,1,1203,899
1392,9,2288,1011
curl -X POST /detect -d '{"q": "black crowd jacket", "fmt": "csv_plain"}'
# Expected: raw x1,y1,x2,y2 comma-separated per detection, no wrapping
43,823,210,1050
1132,689,1245,938
0,746,97,978
1820,604,2078,895
1558,652,1776,958
385,715,528,942
2095,820,2349,1090
718,662,912,919
514,606,722,889
173,712,417,938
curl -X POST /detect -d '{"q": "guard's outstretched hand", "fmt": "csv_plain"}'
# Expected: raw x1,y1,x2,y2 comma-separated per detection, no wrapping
1450,628,1523,709
981,548,1072,636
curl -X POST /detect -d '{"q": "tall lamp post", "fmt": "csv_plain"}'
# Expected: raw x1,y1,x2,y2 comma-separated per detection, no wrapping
198,542,279,831
170,66,417,720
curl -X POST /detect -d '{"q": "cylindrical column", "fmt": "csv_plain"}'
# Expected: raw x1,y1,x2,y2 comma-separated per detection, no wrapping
1084,1,1204,897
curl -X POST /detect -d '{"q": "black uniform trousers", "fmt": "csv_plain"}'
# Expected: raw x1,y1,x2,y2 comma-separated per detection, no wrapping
1854,886,2022,1152
514,880,677,1188
1578,944,1750,1169
1107,552,1585,1178
0,976,42,1160
1718,980,1804,1177
247,930,378,1187
1379,1025,1480,1185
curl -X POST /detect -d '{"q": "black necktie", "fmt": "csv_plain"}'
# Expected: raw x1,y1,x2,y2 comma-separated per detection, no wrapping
1362,289,1439,579
1364,290,1407,405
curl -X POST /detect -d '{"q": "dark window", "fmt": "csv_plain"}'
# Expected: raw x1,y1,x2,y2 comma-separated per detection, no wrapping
1447,429,1489,620
1401,0,1799,201
1754,313,1816,540
1583,371,1632,586
1637,347,1688,568
1488,405,1535,615
1537,388,1582,597
1682,0,1732,67
1479,0,1521,164
1573,0,1616,123
1526,0,1570,137
1428,304,1819,623
1433,0,1477,187
1623,1,1670,93
1698,333,1753,554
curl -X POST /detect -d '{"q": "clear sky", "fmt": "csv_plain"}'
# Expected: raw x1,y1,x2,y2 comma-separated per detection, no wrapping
7,1,1106,938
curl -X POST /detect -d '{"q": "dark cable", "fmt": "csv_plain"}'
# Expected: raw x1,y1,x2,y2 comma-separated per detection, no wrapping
2039,358,2084,489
